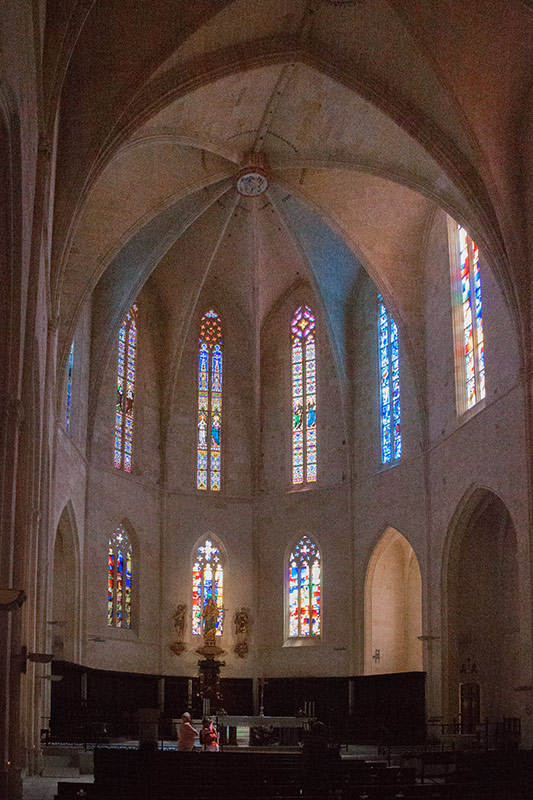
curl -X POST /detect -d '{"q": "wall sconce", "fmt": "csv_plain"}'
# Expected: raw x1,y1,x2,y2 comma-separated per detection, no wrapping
459,657,478,676
28,653,54,663
0,588,26,611
372,649,380,663
17,646,54,674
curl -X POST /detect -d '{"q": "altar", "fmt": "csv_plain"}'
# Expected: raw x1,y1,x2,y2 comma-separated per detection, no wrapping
217,715,309,747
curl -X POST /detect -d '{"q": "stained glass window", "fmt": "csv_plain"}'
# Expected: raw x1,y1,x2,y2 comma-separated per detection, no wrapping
291,306,317,485
108,524,132,629
197,310,223,491
192,539,224,636
65,340,74,433
288,535,321,637
454,224,485,410
378,294,401,463
114,304,137,472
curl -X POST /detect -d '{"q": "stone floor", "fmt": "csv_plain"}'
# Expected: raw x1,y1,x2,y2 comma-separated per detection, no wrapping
22,743,382,799
23,775,94,800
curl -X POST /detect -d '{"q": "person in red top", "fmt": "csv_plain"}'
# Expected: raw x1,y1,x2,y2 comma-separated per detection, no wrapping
199,717,219,751
178,712,198,751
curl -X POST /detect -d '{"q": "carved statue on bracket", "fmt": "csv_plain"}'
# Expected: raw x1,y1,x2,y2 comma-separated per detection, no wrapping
170,603,186,655
234,606,249,658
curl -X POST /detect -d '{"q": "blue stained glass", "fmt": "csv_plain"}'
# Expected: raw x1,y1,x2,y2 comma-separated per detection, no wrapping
212,346,222,392
204,568,213,602
199,345,209,391
378,294,401,464
66,341,74,432
391,318,401,460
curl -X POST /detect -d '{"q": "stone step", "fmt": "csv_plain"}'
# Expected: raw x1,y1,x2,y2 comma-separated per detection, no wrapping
41,765,79,778
43,753,78,767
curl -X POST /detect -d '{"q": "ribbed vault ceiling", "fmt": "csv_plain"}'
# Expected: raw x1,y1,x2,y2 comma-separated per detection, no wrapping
50,0,533,411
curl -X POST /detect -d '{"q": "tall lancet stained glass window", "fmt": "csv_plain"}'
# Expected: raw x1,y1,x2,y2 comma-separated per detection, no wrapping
192,539,224,636
378,294,401,464
453,223,486,410
108,524,133,629
291,306,317,485
114,304,137,472
197,309,223,491
288,535,321,637
65,340,74,433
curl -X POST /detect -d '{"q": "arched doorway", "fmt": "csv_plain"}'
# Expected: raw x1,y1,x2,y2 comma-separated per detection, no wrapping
51,503,80,663
444,490,520,728
364,528,423,674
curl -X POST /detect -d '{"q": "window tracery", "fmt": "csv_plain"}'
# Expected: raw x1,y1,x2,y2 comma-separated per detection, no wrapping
197,310,223,491
108,524,132,629
65,340,74,433
378,294,401,463
449,221,485,411
114,304,137,472
288,535,321,638
291,305,317,485
192,539,224,636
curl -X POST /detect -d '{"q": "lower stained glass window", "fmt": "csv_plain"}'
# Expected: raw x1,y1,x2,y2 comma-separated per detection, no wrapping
288,535,321,637
192,539,224,636
108,524,133,629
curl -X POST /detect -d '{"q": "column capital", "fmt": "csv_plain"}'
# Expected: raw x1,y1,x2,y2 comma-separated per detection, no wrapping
47,315,60,334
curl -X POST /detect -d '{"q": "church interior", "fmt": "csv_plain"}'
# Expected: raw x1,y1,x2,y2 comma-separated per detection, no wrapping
2,1,533,798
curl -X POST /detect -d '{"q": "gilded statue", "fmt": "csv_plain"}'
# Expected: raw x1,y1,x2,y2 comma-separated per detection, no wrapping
202,596,219,643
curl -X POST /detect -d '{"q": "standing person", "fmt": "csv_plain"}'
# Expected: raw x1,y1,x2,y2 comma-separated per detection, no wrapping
178,712,198,751
301,720,337,796
199,717,219,752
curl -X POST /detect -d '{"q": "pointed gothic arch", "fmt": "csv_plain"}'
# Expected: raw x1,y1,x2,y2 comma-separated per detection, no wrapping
52,502,81,663
196,308,223,491
191,534,227,636
442,488,521,727
364,527,422,674
107,519,137,630
285,533,322,639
